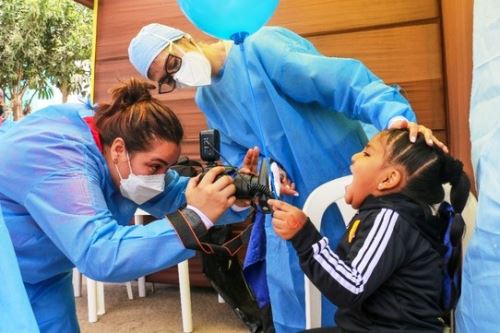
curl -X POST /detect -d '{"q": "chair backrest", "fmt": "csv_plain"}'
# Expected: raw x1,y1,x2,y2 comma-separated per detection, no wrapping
302,175,357,329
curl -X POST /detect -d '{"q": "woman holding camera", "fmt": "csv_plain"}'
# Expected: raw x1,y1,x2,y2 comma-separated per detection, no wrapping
0,78,254,333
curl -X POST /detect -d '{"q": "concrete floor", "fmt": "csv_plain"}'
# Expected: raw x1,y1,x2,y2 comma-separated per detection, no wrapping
76,282,248,333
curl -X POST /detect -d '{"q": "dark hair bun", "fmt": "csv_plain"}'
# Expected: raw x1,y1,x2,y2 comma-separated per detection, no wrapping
111,78,156,109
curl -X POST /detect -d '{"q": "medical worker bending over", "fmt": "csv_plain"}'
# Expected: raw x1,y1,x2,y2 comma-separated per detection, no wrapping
0,78,253,333
129,24,446,332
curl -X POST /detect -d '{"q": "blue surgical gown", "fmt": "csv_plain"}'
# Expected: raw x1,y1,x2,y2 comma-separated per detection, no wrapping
456,1,500,330
196,27,415,331
0,103,244,332
0,203,39,332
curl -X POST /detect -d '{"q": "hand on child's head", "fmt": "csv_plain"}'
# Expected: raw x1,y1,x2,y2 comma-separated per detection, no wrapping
268,199,307,240
389,119,449,153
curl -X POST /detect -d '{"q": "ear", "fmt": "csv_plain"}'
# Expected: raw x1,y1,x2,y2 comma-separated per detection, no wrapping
377,166,405,192
110,137,126,164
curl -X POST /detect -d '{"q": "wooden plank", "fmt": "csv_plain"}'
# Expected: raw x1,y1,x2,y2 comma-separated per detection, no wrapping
270,0,439,36
95,0,439,62
310,23,443,83
441,0,474,186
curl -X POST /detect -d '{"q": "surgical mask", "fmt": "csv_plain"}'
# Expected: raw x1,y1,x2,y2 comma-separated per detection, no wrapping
173,49,212,87
115,153,165,204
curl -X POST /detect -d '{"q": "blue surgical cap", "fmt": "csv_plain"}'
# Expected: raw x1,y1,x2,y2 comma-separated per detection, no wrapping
128,23,186,78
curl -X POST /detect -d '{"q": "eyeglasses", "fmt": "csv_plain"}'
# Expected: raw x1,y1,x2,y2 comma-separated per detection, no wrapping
158,53,182,94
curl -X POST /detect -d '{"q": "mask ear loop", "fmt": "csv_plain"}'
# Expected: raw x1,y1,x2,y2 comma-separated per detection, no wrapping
114,150,132,180
114,163,124,181
125,151,134,176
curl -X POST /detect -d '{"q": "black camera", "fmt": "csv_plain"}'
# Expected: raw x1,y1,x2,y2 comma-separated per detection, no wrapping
199,129,275,214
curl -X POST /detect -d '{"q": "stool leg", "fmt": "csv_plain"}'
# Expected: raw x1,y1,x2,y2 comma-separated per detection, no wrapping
87,278,98,323
126,281,134,300
97,281,105,315
178,260,192,333
138,276,146,297
72,268,82,297
134,214,147,298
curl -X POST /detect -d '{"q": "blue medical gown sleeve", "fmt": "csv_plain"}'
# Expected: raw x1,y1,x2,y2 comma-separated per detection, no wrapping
23,170,195,283
140,169,249,225
255,31,416,129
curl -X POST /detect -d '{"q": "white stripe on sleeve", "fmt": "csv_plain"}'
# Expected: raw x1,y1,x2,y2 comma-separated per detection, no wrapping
310,209,398,295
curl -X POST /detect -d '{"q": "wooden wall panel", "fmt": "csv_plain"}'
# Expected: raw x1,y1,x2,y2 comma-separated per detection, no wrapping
270,0,439,36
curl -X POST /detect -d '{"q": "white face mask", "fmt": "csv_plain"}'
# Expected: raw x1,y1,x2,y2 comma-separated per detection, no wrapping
173,50,212,87
115,153,165,205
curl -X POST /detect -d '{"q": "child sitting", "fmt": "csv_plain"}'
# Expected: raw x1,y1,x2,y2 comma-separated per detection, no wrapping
268,129,470,333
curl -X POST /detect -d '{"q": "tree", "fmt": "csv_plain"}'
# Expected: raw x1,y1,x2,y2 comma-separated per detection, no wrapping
44,1,92,103
0,0,92,120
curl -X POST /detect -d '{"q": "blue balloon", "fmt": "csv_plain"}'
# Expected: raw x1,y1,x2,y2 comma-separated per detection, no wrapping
177,0,279,42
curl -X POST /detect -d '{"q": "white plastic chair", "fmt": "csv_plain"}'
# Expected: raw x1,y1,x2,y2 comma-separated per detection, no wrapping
72,209,193,333
302,175,356,329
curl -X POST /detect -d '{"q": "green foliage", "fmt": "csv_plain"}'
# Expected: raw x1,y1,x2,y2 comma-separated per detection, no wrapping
0,0,92,119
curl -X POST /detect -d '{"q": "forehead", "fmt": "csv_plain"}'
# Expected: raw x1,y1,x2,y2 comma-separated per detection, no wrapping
367,133,387,150
140,139,180,162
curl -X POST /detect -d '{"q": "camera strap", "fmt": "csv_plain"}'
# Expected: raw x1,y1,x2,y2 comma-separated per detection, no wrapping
168,208,255,256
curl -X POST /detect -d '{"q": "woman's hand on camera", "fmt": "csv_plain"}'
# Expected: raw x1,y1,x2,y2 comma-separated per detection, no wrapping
185,166,236,222
268,199,307,240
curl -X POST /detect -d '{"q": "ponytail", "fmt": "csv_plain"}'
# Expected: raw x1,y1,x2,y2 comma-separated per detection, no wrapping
438,153,470,315
440,155,470,214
